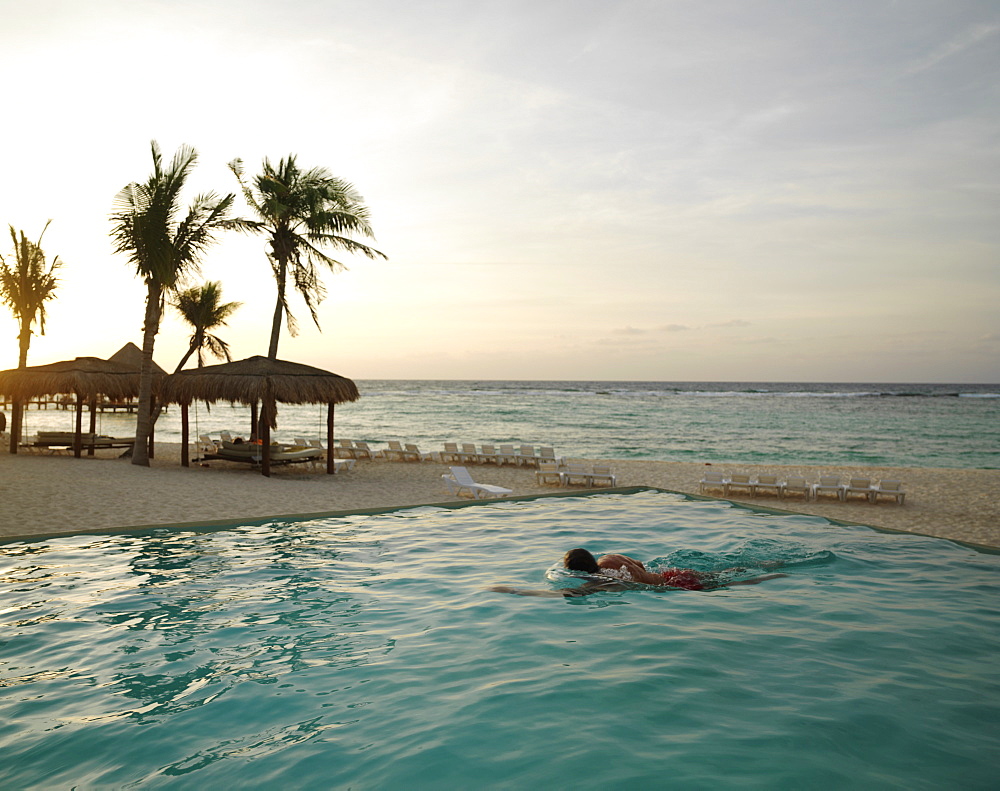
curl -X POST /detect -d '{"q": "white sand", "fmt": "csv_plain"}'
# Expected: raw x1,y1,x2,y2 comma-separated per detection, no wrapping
1,444,998,549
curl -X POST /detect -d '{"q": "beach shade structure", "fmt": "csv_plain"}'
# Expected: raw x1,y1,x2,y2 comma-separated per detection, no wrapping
0,355,149,457
158,356,360,477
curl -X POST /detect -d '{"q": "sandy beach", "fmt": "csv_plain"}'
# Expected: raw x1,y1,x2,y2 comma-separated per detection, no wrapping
1,443,998,550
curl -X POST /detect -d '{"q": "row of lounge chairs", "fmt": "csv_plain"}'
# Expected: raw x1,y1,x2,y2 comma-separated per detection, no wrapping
438,443,563,467
698,471,906,504
536,461,617,488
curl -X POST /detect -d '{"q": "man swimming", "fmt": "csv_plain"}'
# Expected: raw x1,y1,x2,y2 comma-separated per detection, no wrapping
490,548,787,597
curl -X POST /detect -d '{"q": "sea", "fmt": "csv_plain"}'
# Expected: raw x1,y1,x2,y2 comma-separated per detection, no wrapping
12,380,1000,469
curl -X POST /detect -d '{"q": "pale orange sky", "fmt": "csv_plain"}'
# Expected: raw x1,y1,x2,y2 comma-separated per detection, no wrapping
2,0,998,382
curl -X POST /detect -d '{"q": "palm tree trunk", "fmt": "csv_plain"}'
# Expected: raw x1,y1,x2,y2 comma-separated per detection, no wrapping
267,257,287,360
132,281,162,467
8,315,31,453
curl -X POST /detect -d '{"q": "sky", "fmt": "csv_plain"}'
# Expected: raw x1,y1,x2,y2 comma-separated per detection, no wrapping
1,0,998,383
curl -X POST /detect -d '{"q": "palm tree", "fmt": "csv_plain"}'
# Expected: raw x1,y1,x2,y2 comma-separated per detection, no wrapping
228,155,386,359
170,281,242,371
111,141,234,466
0,221,61,451
0,221,61,368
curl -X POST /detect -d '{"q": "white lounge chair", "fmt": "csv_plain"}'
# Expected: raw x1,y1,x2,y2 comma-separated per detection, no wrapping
458,443,480,464
752,474,783,498
496,445,518,466
588,465,617,487
724,473,754,497
872,479,906,505
354,441,379,461
844,477,875,503
536,461,564,486
478,444,498,464
812,476,846,501
517,445,539,468
781,476,811,500
538,447,563,465
402,443,427,462
442,466,512,499
561,464,592,486
698,470,728,494
441,443,462,463
383,440,406,461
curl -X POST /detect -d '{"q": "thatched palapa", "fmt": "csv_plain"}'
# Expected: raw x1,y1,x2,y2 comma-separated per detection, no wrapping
160,356,359,406
0,356,143,402
159,356,360,477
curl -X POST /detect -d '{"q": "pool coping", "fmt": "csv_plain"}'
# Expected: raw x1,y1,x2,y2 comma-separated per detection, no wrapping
3,486,998,556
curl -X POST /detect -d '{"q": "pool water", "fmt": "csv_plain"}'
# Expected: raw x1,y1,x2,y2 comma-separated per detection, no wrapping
1,491,998,789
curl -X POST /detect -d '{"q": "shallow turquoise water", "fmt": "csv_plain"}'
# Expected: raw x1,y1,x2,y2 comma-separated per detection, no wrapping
1,491,998,789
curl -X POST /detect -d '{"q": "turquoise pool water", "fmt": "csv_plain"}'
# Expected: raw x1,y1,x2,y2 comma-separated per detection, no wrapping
1,491,998,789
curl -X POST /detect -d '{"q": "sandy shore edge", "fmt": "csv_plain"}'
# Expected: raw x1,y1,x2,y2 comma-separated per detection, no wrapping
1,444,997,549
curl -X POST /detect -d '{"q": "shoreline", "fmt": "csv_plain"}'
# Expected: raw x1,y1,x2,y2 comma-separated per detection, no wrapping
1,444,998,549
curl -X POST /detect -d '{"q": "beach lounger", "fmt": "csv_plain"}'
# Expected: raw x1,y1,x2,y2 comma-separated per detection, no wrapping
871,479,906,505
517,445,540,468
479,444,499,465
496,445,518,466
335,439,357,459
403,443,429,462
442,466,512,499
441,443,462,463
781,476,811,500
698,470,728,494
812,476,846,501
458,443,480,464
588,465,617,487
844,477,876,503
353,441,379,461
536,461,564,485
752,474,783,498
538,447,564,466
383,440,406,461
724,473,754,497
561,464,592,487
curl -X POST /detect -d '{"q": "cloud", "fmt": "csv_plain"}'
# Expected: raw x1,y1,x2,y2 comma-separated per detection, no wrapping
657,324,691,333
904,22,1000,75
709,319,751,329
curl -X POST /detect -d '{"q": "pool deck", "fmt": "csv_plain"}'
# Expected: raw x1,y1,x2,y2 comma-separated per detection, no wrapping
1,444,998,548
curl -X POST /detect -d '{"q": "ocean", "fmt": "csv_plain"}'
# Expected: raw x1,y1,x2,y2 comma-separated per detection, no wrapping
12,381,999,469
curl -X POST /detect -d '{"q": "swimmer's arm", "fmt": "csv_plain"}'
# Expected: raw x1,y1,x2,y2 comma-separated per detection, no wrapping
723,573,788,586
489,580,627,598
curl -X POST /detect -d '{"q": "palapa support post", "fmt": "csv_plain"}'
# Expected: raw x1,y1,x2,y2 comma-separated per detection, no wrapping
181,403,190,467
327,402,335,474
73,393,83,457
88,397,98,456
261,379,273,478
9,400,21,454
250,401,258,442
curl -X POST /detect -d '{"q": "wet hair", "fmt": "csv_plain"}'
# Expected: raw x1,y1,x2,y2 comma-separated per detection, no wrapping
563,548,599,573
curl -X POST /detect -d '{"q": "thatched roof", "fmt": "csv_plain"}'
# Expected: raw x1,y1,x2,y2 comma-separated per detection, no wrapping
108,342,166,375
159,356,360,406
0,356,143,401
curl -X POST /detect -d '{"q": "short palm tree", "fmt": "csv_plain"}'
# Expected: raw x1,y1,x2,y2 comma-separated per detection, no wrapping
229,155,386,359
0,221,61,451
111,141,234,466
170,281,242,371
0,220,61,368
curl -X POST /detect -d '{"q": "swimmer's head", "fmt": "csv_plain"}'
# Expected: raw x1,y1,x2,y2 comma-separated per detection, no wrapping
563,548,599,573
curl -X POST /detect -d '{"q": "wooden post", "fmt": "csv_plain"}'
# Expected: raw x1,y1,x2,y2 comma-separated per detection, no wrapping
261,382,272,478
181,403,190,467
88,397,97,456
326,402,335,474
9,400,20,454
74,394,83,458
250,401,259,442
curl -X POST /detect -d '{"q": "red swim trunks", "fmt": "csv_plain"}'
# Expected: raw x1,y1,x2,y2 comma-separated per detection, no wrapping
659,568,706,590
